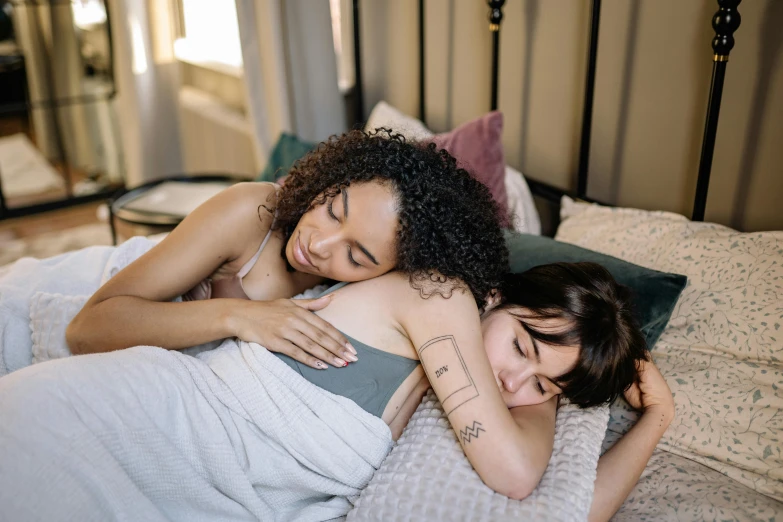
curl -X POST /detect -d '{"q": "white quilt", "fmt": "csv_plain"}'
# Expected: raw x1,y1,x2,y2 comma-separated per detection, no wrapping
0,339,393,522
0,237,155,375
0,237,610,521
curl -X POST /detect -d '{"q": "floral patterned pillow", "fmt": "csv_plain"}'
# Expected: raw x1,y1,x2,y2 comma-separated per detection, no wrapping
556,197,783,503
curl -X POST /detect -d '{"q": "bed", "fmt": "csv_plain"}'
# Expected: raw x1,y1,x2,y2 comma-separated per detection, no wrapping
343,0,783,520
1,1,779,519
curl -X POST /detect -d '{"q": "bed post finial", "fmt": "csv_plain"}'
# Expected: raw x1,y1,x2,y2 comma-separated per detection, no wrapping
487,1,505,111
488,0,505,32
693,0,741,222
712,0,742,61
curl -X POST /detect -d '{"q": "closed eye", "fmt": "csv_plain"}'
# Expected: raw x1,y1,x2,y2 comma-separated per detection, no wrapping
327,199,338,221
515,337,546,395
513,338,525,358
347,247,362,268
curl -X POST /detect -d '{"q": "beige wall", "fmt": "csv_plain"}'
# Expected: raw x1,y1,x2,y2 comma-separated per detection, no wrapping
360,0,783,232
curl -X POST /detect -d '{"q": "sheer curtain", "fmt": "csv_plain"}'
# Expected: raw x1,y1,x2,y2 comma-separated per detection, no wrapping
234,0,346,171
234,0,291,171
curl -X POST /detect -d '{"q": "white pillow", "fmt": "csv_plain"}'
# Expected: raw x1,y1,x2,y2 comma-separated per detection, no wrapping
556,197,783,502
350,390,608,521
364,101,541,235
364,101,434,141
29,292,88,364
505,165,541,235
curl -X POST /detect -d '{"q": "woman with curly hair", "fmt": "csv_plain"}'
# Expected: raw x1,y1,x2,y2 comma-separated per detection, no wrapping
67,128,508,370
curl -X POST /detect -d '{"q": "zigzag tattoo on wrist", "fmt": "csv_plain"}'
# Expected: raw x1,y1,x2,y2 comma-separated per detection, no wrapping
459,421,486,444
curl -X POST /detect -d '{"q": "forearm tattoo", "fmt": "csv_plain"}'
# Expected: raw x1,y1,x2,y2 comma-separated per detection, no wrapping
418,335,479,414
459,421,485,444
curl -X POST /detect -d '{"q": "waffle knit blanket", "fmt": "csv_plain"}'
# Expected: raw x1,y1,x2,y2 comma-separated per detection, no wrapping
348,390,609,522
0,339,393,522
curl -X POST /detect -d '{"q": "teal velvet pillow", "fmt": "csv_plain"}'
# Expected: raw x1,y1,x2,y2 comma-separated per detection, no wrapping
506,232,687,350
257,133,317,183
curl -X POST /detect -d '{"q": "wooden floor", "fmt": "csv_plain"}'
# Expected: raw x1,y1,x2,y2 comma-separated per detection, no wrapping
0,201,104,241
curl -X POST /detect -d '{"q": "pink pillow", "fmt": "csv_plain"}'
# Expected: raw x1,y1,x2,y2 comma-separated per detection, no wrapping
431,111,508,220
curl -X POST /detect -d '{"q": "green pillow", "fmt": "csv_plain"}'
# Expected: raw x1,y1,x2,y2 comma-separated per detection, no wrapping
257,133,317,182
506,232,687,350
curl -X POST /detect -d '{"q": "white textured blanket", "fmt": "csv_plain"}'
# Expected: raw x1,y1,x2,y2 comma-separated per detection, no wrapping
0,236,156,376
348,391,609,522
0,237,610,520
0,339,393,522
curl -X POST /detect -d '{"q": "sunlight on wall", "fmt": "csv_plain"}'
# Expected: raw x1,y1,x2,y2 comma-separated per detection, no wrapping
130,14,148,75
71,0,107,30
174,0,243,69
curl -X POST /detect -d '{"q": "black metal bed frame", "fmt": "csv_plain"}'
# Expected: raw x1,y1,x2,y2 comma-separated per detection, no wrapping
352,0,742,222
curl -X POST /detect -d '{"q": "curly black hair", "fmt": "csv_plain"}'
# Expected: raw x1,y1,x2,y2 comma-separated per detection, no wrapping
271,128,509,307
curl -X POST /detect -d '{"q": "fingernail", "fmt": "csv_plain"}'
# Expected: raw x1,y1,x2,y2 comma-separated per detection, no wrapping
334,358,347,367
316,361,328,369
345,343,357,355
344,352,358,362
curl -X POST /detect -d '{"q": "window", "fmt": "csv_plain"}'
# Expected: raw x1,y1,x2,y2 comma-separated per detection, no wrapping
329,0,355,93
173,0,243,76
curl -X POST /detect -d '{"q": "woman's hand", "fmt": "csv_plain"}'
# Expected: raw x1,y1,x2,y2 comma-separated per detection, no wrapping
229,296,358,368
623,359,675,422
589,359,675,522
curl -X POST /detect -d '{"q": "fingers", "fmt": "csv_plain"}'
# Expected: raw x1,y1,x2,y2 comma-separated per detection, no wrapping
290,297,356,356
294,295,333,312
296,317,357,363
270,338,330,370
286,331,351,368
296,308,357,358
261,297,358,367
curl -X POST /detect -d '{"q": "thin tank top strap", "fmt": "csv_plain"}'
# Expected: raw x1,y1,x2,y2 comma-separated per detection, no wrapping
237,227,274,278
238,192,280,279
317,281,349,297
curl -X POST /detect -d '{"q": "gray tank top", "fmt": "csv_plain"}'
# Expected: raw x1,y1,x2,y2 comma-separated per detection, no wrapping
273,282,420,418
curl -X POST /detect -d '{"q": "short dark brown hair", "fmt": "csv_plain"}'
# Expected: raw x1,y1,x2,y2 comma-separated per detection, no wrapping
498,262,649,408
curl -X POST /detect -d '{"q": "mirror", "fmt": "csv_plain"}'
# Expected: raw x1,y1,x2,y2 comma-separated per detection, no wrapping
0,0,122,215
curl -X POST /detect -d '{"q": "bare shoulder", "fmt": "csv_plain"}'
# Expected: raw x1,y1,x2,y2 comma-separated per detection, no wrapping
357,272,478,318
203,182,278,229
150,181,279,265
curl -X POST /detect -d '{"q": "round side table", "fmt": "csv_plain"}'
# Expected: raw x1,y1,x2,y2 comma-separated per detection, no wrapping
108,174,246,245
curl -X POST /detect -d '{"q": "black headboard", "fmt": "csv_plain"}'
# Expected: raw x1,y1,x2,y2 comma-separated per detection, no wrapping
351,0,742,222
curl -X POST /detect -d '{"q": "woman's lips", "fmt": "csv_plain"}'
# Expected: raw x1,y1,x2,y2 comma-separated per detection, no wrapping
294,235,315,268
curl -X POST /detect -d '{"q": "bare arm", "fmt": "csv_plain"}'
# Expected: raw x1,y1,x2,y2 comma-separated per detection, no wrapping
396,283,556,499
69,182,355,366
589,360,674,522
67,182,274,354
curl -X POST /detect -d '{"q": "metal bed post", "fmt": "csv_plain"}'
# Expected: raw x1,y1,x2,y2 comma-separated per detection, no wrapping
577,0,601,200
352,0,365,126
692,0,741,221
487,0,505,111
485,0,606,210
419,0,426,124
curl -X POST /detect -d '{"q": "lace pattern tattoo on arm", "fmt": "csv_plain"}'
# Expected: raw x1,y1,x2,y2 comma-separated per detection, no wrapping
418,335,479,415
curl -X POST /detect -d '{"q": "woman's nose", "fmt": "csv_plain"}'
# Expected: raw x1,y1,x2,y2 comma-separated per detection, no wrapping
499,366,532,394
308,232,338,259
